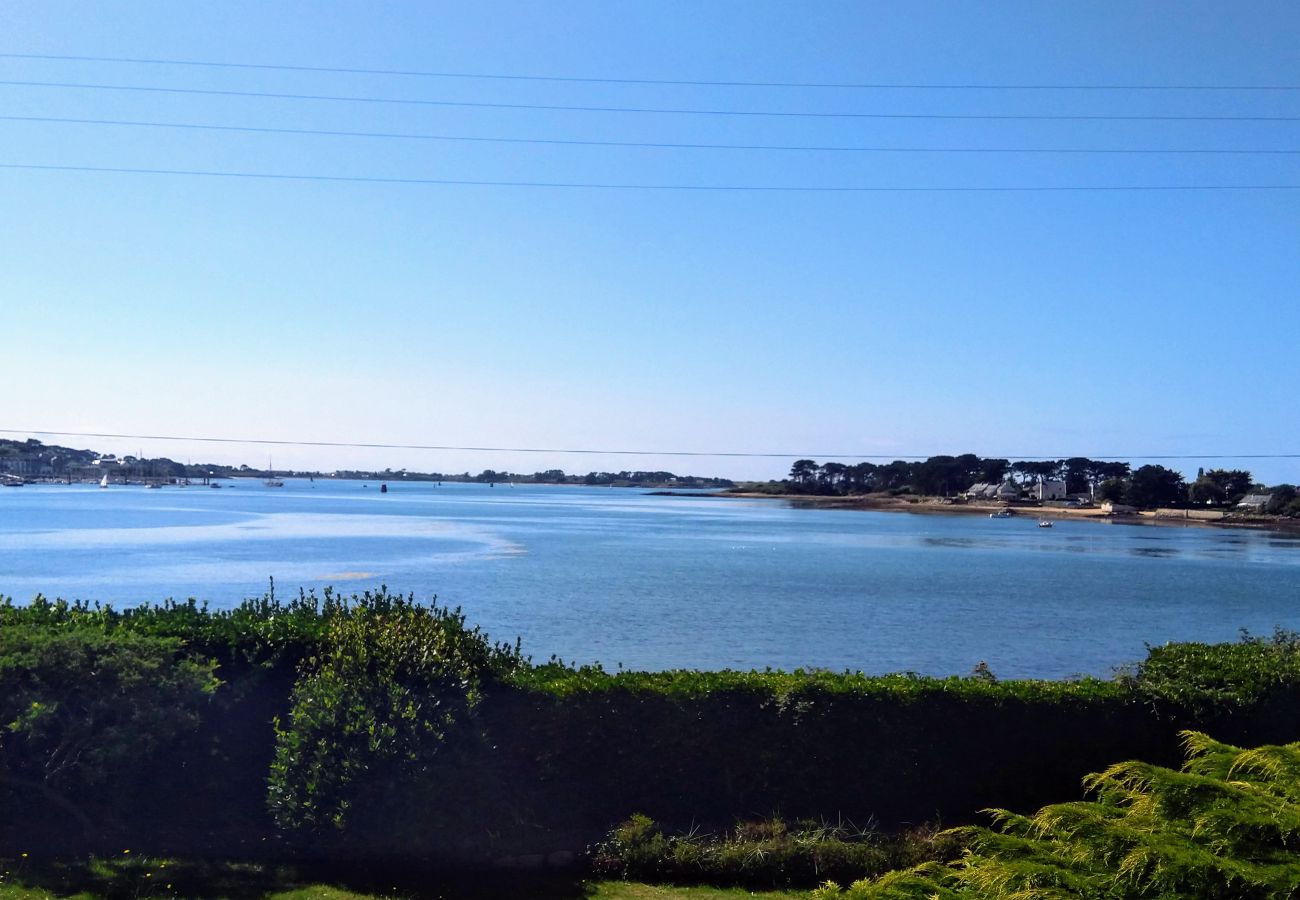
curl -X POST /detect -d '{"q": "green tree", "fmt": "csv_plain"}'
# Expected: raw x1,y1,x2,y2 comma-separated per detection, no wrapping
875,460,916,492
978,458,1009,483
1266,485,1297,515
1125,464,1186,509
1011,460,1061,485
847,462,878,493
1204,468,1254,503
1089,461,1131,491
1098,478,1127,503
1188,477,1228,506
1062,457,1094,495
789,459,818,489
819,462,848,493
914,455,962,496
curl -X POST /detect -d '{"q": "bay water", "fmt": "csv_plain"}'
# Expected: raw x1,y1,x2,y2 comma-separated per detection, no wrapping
2,480,1298,678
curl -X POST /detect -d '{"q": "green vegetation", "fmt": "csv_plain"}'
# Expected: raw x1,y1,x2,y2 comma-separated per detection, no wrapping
590,815,958,890
0,854,808,900
6,591,1300,873
811,731,1300,899
268,599,523,840
0,437,732,488
588,885,809,899
747,454,1300,515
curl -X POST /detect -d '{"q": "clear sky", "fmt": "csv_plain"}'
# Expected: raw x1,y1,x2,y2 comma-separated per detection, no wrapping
2,2,1297,483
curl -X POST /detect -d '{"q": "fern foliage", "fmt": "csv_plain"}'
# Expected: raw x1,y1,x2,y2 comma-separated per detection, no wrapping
814,732,1300,899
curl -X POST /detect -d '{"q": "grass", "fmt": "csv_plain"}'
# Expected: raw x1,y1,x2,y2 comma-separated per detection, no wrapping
0,858,809,900
588,884,809,899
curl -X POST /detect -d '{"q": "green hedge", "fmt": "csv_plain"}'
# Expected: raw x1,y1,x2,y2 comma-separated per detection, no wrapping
4,592,1300,864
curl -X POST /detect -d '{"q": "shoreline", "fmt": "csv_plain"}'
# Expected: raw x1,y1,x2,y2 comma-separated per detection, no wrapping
718,491,1300,534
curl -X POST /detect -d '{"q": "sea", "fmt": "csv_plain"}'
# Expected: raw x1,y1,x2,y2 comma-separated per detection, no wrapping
2,479,1298,679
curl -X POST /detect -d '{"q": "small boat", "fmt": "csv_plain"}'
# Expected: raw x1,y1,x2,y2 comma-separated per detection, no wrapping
210,483,222,489
989,509,1013,519
1038,520,1054,528
264,456,285,487
100,473,109,489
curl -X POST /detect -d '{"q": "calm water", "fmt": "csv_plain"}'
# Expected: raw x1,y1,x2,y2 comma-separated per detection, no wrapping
3,480,1299,678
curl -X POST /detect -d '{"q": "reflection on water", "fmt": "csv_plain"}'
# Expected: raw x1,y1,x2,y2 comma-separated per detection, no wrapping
1130,547,1181,559
1,481,1298,678
920,536,987,550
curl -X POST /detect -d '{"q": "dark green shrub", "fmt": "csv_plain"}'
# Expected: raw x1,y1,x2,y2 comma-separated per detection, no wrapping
0,625,219,844
266,596,524,847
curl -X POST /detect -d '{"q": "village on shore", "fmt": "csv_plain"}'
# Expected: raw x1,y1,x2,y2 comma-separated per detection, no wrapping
728,455,1300,529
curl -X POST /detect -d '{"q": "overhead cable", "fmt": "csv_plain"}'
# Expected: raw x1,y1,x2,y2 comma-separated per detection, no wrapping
4,162,1299,192
3,430,1297,462
2,52,1297,91
5,114,1298,155
3,79,1300,121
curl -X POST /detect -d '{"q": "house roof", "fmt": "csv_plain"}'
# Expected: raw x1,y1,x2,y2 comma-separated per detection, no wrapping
1238,493,1274,507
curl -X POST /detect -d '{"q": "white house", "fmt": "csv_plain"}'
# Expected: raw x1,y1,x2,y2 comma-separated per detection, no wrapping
1034,478,1068,502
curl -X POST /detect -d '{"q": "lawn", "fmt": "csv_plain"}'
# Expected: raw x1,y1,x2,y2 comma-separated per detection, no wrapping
0,858,810,900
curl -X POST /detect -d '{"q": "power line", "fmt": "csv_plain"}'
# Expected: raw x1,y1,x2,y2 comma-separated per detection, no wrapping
5,162,1300,192
4,429,1297,462
6,114,1299,155
4,79,1300,121
3,52,1297,92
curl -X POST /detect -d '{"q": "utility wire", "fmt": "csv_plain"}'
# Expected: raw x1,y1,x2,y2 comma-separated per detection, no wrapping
3,79,1300,121
5,114,1299,155
4,429,1297,461
5,162,1300,192
2,52,1297,92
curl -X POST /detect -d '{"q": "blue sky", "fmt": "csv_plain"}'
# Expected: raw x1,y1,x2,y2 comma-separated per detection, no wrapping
2,2,1297,482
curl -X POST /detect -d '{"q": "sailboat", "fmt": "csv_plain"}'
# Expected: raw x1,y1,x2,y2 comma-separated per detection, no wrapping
99,472,109,489
264,457,285,488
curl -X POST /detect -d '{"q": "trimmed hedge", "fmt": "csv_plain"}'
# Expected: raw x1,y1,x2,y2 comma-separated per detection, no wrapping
4,592,1300,864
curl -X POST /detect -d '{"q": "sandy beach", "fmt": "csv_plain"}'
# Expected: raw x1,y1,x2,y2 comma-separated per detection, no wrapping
720,491,1300,533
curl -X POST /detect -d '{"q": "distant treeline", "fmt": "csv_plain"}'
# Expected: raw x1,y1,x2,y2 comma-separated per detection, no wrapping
748,454,1299,514
335,468,734,488
5,588,1300,864
0,439,733,488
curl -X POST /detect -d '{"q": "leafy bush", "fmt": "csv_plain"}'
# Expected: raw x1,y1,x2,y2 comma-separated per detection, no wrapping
266,595,525,844
0,624,219,842
813,731,1300,899
590,815,953,889
1129,628,1300,739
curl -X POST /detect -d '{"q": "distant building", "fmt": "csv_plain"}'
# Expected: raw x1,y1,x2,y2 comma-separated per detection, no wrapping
1034,478,1068,501
997,479,1023,501
964,482,1001,501
1237,493,1274,512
